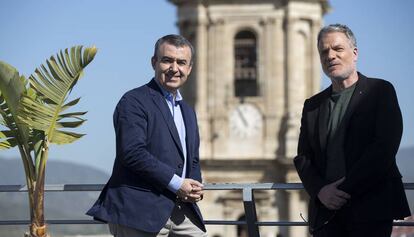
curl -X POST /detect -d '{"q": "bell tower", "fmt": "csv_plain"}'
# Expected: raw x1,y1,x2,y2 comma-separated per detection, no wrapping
168,0,329,236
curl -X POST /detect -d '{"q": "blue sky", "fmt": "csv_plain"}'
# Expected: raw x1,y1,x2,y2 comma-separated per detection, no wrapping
1,0,413,174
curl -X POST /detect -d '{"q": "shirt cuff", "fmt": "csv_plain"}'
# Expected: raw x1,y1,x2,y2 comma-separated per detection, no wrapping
167,174,184,194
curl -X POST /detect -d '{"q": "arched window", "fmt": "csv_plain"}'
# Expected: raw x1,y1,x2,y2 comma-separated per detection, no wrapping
234,30,258,97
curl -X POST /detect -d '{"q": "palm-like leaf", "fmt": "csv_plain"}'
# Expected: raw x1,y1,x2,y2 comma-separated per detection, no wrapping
19,46,97,145
0,46,97,237
0,61,31,149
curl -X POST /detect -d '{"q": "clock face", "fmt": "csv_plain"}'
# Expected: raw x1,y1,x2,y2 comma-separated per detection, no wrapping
229,103,262,138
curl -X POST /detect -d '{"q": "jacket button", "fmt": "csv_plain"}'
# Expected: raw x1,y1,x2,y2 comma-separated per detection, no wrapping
178,164,183,168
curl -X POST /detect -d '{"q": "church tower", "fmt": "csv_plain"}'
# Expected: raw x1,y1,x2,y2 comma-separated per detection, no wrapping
168,0,329,236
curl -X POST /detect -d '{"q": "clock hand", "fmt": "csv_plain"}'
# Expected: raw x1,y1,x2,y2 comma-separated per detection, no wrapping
236,107,248,127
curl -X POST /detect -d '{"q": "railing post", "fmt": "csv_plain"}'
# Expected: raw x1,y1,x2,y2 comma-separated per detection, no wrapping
243,187,260,237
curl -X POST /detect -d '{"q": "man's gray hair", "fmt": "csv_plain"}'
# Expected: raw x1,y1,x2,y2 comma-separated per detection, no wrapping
317,24,357,48
153,34,195,65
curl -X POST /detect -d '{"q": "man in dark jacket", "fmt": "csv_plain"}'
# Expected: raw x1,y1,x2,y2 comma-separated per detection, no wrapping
87,34,207,237
294,24,410,236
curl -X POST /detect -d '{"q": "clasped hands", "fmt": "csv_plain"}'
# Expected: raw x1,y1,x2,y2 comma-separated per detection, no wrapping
177,179,204,203
317,177,351,210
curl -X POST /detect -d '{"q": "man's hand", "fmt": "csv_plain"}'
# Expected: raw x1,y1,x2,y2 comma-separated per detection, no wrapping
177,179,204,203
317,177,351,210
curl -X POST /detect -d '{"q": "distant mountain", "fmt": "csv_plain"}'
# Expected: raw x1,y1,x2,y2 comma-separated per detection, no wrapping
0,157,110,237
397,146,414,182
0,157,110,185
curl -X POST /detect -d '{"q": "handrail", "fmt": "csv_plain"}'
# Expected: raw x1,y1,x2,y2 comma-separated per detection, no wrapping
1,183,413,236
1,182,413,192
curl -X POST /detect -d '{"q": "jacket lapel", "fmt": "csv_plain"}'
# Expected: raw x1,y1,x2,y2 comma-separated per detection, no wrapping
148,79,184,156
318,99,329,152
318,87,331,153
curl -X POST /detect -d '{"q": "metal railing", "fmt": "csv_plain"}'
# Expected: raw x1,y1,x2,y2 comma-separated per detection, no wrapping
1,183,414,237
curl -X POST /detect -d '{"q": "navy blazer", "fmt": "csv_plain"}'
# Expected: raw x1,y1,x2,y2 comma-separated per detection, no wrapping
87,79,204,233
294,73,411,230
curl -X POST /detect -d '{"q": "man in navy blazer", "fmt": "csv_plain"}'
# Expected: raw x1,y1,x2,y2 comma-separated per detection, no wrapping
294,24,410,236
87,34,207,237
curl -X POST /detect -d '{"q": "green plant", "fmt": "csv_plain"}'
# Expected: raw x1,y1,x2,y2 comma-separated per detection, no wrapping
0,46,97,237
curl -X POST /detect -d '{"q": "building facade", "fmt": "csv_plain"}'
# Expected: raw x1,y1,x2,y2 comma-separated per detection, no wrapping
168,0,329,236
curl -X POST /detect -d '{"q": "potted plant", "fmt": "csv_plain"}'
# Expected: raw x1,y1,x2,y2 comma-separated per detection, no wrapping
0,46,97,237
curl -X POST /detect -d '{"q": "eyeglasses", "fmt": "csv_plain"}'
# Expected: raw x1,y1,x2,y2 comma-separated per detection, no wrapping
300,211,337,234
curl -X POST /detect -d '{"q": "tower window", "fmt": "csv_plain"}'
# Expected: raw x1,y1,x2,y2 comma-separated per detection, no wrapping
234,30,258,97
